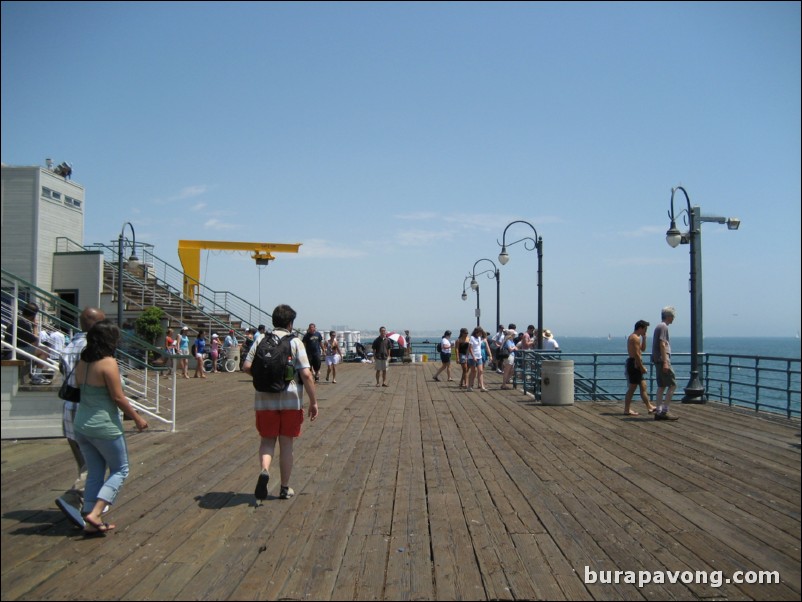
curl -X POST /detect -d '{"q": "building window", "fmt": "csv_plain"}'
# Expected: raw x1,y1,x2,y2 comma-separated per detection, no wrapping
65,196,82,209
41,186,62,200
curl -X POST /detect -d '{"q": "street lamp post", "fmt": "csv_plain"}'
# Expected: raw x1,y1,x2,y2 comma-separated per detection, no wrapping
666,186,740,403
469,258,500,330
461,276,480,327
117,222,140,327
498,220,544,349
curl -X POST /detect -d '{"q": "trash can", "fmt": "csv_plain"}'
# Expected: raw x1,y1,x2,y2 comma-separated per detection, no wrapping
541,360,574,406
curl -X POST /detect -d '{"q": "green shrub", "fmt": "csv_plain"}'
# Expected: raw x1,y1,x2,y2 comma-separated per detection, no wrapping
135,306,165,346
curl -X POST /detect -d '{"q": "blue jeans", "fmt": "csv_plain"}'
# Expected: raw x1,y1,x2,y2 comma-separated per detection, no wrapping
74,432,130,514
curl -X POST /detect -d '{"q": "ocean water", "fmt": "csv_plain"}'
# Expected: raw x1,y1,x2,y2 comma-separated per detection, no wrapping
406,336,800,416
409,336,801,359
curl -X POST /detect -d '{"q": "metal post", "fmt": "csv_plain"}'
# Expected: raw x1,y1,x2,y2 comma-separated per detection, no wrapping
498,222,543,349
117,222,139,327
685,206,705,402
475,285,481,327
666,188,738,404
495,268,500,332
536,237,543,350
117,233,124,326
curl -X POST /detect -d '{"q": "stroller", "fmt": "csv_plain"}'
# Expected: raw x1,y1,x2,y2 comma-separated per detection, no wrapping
355,342,372,362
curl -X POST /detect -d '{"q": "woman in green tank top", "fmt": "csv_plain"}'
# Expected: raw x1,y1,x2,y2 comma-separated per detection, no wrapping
74,320,148,535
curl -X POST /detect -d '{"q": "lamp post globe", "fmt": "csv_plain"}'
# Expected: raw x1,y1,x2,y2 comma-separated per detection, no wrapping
498,247,510,265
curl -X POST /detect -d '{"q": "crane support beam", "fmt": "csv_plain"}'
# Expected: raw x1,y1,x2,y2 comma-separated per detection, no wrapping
178,240,301,302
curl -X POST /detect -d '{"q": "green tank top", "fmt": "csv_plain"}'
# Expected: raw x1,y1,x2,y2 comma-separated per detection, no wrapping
74,365,124,440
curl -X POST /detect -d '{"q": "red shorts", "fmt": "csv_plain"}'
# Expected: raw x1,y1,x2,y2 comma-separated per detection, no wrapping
255,409,304,438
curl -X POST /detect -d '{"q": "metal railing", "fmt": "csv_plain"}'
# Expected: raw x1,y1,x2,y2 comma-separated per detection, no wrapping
510,350,800,419
56,237,273,331
2,269,179,431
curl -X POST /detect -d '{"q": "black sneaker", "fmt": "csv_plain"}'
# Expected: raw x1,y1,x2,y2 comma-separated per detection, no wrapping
279,486,295,499
255,471,269,500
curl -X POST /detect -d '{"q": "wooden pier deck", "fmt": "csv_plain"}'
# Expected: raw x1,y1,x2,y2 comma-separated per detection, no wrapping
2,361,800,601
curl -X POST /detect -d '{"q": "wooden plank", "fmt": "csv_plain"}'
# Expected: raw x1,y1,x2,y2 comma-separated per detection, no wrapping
1,362,799,602
384,369,434,601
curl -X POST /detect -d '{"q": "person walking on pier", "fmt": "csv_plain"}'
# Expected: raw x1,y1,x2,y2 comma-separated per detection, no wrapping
624,320,657,416
433,330,453,382
456,328,470,388
651,307,678,421
372,326,392,387
467,327,491,392
324,330,342,383
302,323,323,382
73,319,149,534
244,304,319,501
55,306,105,525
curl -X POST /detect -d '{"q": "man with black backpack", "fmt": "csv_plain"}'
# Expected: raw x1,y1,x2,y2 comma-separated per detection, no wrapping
243,304,318,502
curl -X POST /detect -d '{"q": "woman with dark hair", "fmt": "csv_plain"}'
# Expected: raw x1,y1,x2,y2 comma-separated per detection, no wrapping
432,330,453,382
467,327,490,392
456,328,470,389
74,319,148,535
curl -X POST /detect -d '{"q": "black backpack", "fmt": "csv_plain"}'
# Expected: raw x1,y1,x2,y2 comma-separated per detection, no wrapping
251,333,296,393
435,342,442,353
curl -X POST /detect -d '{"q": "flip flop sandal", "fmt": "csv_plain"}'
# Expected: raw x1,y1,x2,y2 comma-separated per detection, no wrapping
83,515,115,536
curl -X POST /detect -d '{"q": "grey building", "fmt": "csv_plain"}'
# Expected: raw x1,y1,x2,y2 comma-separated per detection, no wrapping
1,163,85,295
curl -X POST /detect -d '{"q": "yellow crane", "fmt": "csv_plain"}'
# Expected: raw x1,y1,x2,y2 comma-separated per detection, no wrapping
177,240,301,302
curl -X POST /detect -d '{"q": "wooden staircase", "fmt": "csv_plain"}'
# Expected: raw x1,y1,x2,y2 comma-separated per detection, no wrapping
102,263,244,335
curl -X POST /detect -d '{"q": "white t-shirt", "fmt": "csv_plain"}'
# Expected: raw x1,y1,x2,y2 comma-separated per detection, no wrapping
543,338,559,351
246,329,310,411
469,336,483,360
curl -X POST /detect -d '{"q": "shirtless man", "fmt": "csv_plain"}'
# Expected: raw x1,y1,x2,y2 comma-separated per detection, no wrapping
624,320,657,416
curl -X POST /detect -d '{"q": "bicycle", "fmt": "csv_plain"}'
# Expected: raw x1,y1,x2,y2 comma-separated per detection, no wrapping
203,352,237,373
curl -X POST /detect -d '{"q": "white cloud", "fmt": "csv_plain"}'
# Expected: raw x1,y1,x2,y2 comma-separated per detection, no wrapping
171,185,208,201
203,218,238,231
395,229,451,247
293,238,367,259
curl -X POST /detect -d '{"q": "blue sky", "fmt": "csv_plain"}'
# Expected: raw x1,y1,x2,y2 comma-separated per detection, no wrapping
2,1,800,338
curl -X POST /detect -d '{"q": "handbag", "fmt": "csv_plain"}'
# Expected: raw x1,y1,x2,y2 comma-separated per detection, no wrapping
58,364,81,403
